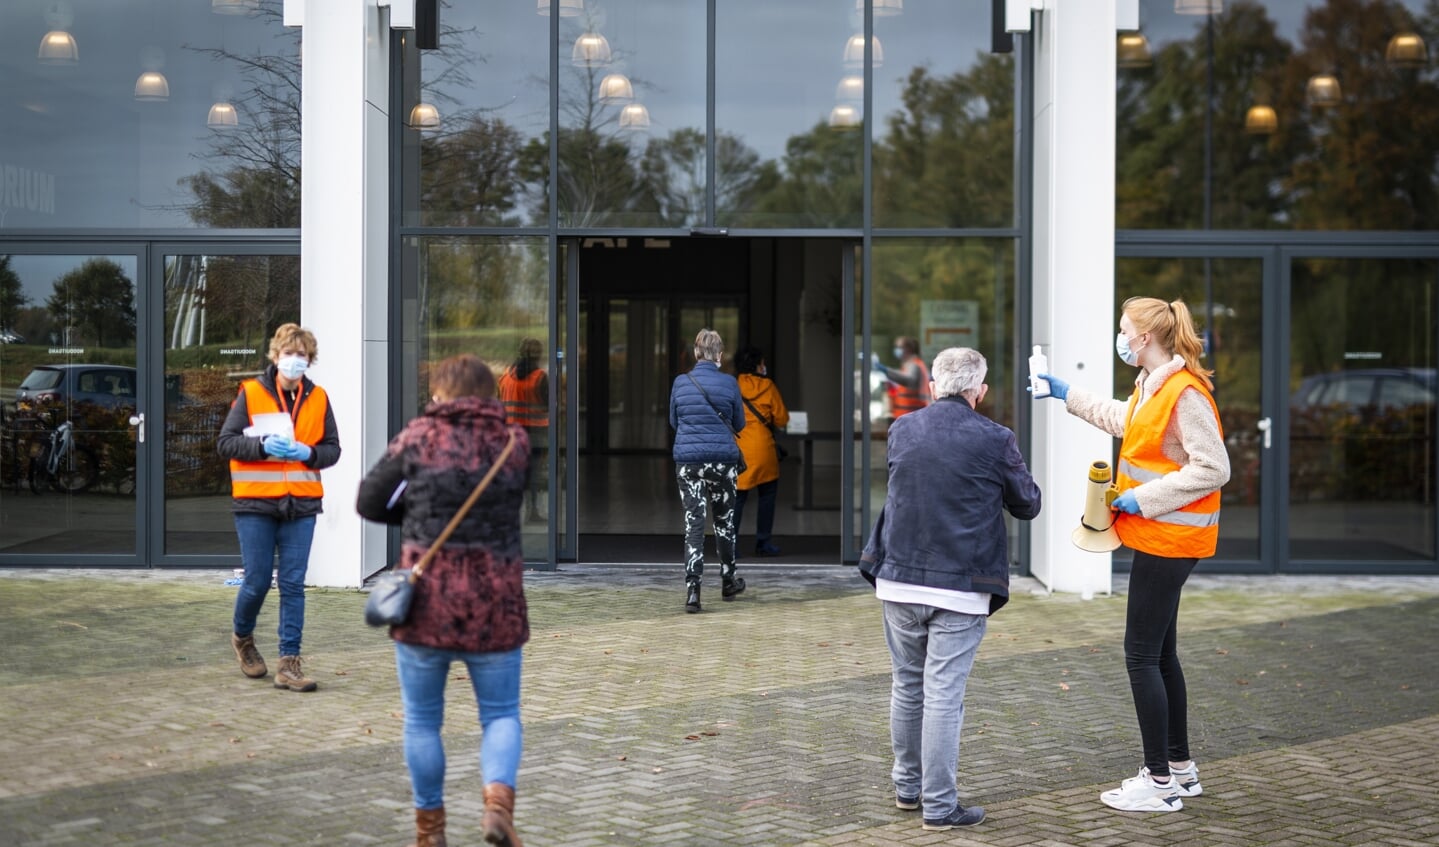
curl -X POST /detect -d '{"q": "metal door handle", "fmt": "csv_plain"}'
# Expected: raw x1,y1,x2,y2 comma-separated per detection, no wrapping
129,412,145,444
1256,416,1271,449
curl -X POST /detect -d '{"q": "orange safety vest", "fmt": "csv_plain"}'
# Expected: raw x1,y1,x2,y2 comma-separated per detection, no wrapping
229,380,327,499
1114,370,1223,558
499,367,547,428
890,356,932,418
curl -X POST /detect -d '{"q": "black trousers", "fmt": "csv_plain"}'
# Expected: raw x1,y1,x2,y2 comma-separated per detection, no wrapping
1124,549,1199,777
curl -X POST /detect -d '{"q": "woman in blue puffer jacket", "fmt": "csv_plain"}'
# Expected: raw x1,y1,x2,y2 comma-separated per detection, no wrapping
668,328,746,614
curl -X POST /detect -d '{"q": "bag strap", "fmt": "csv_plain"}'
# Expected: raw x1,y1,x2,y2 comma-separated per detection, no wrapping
409,429,518,582
685,372,740,436
741,393,773,429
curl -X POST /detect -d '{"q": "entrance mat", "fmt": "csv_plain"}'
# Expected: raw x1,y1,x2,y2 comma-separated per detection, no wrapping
576,534,843,565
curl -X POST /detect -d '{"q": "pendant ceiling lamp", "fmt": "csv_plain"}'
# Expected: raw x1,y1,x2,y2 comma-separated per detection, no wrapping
408,102,441,130
843,34,883,68
207,101,239,128
572,33,612,67
619,103,650,130
212,0,258,14
1306,73,1341,108
536,0,583,15
134,46,170,102
1174,0,1221,13
598,73,634,104
37,1,79,65
828,104,861,129
854,0,903,15
1244,104,1277,134
1385,33,1428,68
835,75,864,102
1117,32,1152,68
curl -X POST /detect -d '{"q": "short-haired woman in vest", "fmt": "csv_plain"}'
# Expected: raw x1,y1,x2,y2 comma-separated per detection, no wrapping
1034,297,1230,813
217,323,342,693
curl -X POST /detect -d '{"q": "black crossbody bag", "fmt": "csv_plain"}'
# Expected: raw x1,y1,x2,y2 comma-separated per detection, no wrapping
685,372,746,475
742,391,789,463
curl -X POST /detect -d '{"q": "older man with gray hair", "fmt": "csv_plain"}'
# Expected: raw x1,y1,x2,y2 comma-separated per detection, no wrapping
860,346,1041,831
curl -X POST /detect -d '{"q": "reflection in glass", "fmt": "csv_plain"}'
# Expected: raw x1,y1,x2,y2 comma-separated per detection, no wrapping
0,254,138,557
1115,257,1264,563
163,254,299,556
407,237,550,560
1288,258,1436,561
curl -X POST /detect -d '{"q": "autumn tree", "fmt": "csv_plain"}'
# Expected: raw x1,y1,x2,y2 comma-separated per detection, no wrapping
46,259,137,348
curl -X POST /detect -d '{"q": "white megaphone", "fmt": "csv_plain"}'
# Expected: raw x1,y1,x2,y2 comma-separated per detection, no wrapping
1072,460,1122,553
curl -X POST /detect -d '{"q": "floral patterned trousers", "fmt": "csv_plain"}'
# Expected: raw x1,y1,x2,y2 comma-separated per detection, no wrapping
675,461,740,585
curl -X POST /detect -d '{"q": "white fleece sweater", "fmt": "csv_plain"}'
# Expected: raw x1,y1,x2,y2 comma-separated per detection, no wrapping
1064,355,1231,519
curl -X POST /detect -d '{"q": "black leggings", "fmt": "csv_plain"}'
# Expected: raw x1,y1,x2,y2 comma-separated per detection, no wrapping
1124,550,1199,777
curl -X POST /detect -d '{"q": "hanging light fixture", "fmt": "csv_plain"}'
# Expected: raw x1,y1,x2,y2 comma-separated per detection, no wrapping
828,104,861,129
618,103,650,130
37,1,79,65
835,75,864,102
212,0,258,13
536,0,583,15
1244,104,1277,134
1174,0,1221,13
134,46,170,102
1306,73,1341,108
854,0,903,15
571,32,612,67
1117,32,1152,68
1386,33,1428,68
408,102,441,130
843,34,883,68
598,73,635,105
207,101,239,128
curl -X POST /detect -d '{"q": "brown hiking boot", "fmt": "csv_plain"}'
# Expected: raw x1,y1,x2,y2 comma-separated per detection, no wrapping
406,806,447,847
481,783,522,846
231,633,267,679
274,655,317,692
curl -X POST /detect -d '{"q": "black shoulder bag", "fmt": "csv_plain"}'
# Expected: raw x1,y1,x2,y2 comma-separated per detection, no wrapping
742,389,789,463
685,372,747,475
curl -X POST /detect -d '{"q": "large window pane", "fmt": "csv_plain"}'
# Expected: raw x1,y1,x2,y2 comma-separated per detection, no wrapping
400,2,549,227
405,237,550,560
557,1,706,227
1288,257,1436,560
0,2,299,230
716,0,861,228
1117,0,1439,231
872,0,1015,228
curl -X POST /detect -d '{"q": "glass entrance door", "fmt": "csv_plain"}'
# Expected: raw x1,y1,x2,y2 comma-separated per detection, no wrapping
0,247,144,562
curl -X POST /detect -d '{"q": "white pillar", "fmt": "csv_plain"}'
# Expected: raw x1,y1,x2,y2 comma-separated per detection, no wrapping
296,0,392,587
1028,1,1116,597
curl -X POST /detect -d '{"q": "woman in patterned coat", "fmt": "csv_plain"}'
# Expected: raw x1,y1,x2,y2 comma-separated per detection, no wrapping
357,354,530,847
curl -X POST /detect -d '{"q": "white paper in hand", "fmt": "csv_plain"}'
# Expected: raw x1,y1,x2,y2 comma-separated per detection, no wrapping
243,412,295,440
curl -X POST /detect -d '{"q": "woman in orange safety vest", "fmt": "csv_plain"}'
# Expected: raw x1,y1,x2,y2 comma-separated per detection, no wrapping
1033,297,1230,814
498,337,549,522
875,336,931,419
217,323,341,694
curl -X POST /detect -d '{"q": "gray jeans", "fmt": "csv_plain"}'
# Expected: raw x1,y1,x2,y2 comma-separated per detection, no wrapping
882,600,987,819
675,461,739,584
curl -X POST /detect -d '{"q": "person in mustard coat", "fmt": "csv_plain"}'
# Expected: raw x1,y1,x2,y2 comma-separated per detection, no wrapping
734,347,790,557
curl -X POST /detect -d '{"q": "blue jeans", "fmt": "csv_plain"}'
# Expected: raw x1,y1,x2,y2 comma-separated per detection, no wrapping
735,478,779,545
882,600,987,819
395,642,523,810
232,513,316,657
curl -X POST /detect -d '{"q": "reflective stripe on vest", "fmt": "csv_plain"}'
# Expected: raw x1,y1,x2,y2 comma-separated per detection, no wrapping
890,357,932,417
229,380,327,499
1113,370,1223,558
499,368,547,428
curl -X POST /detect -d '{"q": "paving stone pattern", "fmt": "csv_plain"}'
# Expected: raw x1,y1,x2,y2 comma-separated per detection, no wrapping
1,567,1437,846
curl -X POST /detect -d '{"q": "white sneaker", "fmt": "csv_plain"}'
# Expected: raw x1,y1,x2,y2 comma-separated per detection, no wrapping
1169,762,1202,797
1100,768,1183,812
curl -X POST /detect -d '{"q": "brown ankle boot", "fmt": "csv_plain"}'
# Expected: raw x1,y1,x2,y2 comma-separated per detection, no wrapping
481,783,522,846
405,806,447,847
274,655,317,692
231,633,267,679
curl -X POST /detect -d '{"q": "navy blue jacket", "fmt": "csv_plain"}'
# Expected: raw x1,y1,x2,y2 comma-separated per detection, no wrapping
669,361,745,464
859,396,1041,615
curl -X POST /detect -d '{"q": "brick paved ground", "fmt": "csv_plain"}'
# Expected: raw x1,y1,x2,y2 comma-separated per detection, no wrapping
2,566,1438,846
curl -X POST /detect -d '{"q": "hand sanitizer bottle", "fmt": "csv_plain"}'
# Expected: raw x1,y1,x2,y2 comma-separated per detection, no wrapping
1028,345,1050,399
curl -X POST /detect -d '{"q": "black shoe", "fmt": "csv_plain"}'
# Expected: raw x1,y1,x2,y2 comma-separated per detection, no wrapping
754,541,782,556
921,804,985,831
685,583,701,613
722,576,746,600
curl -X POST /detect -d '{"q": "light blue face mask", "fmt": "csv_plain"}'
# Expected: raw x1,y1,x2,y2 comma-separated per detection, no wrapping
1115,332,1139,367
892,347,905,360
277,355,309,380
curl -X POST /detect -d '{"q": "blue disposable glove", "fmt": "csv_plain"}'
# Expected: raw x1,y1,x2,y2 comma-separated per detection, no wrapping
1112,489,1142,515
870,352,884,373
1036,373,1069,401
262,435,293,458
285,441,313,463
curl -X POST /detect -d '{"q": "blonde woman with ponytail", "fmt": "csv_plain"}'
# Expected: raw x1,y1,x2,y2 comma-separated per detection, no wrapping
1033,297,1230,814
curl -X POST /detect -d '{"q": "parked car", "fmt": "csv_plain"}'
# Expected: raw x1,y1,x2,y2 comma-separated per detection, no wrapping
14,364,137,413
1290,367,1435,414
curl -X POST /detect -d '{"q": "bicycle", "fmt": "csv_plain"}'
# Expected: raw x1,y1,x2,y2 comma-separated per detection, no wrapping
28,412,98,495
